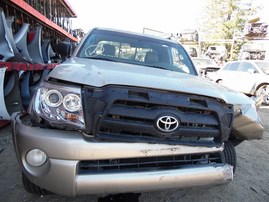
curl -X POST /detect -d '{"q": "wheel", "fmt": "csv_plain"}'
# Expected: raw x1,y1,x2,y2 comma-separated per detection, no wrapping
22,172,50,195
223,141,236,173
255,84,269,105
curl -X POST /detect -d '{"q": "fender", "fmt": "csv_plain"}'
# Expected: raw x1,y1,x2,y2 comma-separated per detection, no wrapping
0,67,24,120
14,23,33,63
0,68,11,119
20,69,51,108
0,8,15,61
27,26,44,64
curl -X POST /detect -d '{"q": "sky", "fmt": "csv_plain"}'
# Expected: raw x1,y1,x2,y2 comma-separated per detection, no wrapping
67,0,207,34
67,0,269,35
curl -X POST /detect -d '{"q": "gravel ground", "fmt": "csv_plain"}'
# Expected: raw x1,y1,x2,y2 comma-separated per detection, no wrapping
0,106,269,202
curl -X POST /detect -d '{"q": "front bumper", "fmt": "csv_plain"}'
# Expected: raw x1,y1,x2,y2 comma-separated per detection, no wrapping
232,103,264,140
12,113,233,197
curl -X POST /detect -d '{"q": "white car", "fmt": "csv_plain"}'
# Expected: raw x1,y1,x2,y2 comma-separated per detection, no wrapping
192,57,220,77
209,60,269,105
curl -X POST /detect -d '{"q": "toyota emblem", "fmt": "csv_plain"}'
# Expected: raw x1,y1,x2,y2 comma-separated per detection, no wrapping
156,115,179,133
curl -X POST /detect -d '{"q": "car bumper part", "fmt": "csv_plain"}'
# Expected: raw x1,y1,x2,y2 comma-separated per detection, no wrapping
232,103,264,140
75,164,232,196
12,112,233,196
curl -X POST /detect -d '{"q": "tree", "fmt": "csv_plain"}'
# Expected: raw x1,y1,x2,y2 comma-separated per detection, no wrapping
198,0,259,60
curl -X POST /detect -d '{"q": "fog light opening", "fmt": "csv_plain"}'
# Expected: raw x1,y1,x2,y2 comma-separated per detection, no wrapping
26,149,47,167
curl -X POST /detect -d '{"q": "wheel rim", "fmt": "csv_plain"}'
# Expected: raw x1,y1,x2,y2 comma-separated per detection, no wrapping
263,86,269,105
263,92,269,105
257,85,269,105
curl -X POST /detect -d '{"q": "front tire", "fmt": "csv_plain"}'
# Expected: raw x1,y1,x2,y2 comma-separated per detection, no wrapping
223,141,236,173
22,172,50,195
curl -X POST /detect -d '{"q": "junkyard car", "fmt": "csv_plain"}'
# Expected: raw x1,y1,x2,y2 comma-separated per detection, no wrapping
192,57,221,77
208,60,269,105
206,45,227,60
12,28,264,197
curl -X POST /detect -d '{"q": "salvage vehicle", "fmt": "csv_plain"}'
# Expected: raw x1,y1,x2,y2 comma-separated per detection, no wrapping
208,60,269,105
191,57,221,77
206,45,227,61
11,28,264,197
238,43,266,60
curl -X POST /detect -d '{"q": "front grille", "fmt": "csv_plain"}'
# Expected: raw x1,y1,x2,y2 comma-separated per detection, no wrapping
82,86,233,146
78,153,222,174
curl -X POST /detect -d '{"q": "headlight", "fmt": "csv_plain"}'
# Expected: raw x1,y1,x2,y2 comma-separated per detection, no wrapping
63,94,81,112
44,89,63,107
32,81,85,129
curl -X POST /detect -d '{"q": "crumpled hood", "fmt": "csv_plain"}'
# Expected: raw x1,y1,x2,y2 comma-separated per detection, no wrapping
49,58,254,105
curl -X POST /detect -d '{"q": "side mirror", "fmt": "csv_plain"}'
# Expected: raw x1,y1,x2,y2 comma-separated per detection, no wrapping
55,41,72,61
247,69,255,74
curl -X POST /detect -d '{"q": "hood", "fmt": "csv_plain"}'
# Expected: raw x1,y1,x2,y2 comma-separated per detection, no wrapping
48,58,253,105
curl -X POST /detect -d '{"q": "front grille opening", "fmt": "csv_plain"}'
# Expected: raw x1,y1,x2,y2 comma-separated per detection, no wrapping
107,114,153,124
83,86,233,145
98,129,154,138
190,98,208,108
114,100,212,114
78,153,222,174
106,110,217,130
181,122,215,128
184,108,211,114
99,127,217,139
115,100,155,108
128,91,149,100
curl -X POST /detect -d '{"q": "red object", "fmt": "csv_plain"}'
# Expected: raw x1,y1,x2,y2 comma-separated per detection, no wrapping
27,31,35,43
9,0,78,43
62,0,77,17
0,120,10,128
0,61,58,71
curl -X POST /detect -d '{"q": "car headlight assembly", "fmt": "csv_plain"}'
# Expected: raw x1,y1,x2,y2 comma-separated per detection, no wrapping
44,89,63,107
33,81,85,129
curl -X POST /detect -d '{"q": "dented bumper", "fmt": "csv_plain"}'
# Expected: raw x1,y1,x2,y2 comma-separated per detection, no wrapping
12,113,233,196
75,164,233,196
232,103,264,140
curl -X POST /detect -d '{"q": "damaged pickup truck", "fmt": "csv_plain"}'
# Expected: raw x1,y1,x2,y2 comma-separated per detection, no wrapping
11,28,264,197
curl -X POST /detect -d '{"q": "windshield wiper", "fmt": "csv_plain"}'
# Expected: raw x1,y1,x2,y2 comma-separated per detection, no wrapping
145,64,169,70
145,64,183,73
82,56,117,62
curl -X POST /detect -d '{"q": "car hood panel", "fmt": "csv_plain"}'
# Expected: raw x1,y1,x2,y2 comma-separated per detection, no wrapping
49,58,253,105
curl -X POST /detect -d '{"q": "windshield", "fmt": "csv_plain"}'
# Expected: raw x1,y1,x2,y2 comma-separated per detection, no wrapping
254,61,269,74
77,29,197,75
